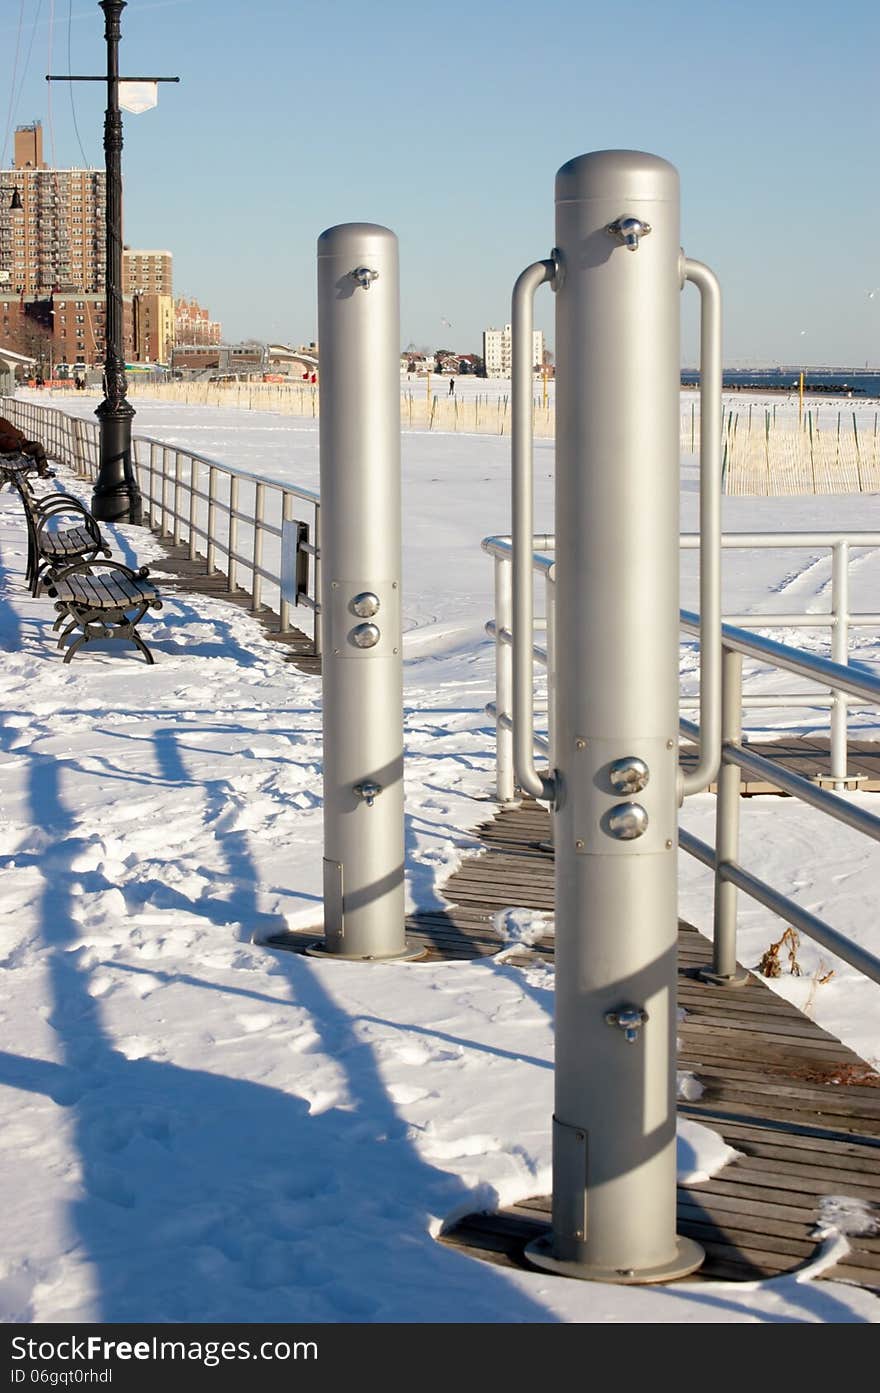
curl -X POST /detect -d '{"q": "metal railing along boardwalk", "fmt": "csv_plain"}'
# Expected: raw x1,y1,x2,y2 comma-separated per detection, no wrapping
1,397,322,654
483,529,880,991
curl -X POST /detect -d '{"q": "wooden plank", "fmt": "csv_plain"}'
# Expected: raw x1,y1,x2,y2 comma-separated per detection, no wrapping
712,1155,880,1197
848,739,880,778
683,1174,880,1223
677,1021,854,1058
691,1075,880,1122
676,1192,822,1238
681,1104,880,1150
699,1126,880,1171
677,1032,856,1064
680,1059,880,1103
678,989,824,1021
678,1009,846,1044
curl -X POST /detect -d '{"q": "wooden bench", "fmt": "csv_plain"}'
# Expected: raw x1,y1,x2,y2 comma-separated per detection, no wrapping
0,449,55,490
12,472,111,597
48,560,163,665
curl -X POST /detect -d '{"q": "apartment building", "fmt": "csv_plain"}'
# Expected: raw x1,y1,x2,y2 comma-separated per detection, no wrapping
0,292,133,376
174,296,221,346
123,248,173,297
0,123,106,298
482,324,545,379
131,292,174,364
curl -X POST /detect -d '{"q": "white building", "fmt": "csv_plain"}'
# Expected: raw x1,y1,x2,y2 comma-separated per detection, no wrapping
482,324,544,379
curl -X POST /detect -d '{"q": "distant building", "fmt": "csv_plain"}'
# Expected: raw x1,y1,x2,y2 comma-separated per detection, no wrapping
0,122,106,298
174,296,221,346
265,343,319,377
131,292,174,364
170,342,266,378
0,291,132,376
123,248,173,297
482,324,544,379
170,345,220,373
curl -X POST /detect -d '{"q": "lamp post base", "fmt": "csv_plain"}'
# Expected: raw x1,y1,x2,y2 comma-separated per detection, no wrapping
524,1233,705,1285
92,479,142,525
305,940,427,962
94,397,141,525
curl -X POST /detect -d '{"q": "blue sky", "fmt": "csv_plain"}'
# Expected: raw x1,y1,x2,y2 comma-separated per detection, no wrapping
3,0,879,364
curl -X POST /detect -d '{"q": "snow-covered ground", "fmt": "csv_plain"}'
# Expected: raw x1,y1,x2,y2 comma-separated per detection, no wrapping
0,391,878,1324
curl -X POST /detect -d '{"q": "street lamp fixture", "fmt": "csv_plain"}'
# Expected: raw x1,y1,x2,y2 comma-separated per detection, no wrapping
47,0,178,525
9,187,23,212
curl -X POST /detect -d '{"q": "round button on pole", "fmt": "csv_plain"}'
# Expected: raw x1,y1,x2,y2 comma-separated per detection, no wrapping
351,622,381,649
351,591,380,618
607,802,649,840
609,756,650,795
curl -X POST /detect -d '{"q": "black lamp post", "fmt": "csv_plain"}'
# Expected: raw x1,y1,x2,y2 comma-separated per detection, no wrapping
48,1,178,525
93,0,138,524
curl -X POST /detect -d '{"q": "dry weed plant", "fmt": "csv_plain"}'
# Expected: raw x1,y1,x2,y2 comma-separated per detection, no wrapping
756,928,836,1016
756,926,803,977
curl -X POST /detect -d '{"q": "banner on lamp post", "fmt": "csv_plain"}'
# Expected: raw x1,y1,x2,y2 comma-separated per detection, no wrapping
119,81,158,114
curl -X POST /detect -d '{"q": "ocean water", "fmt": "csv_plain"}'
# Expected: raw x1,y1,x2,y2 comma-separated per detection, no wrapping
680,368,880,398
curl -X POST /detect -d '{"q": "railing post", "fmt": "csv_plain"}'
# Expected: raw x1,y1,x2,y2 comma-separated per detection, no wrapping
251,482,264,612
312,500,322,658
188,458,198,560
705,647,749,986
495,553,515,803
311,222,418,960
146,442,157,529
526,151,703,1284
280,492,294,633
173,451,183,547
161,446,170,537
228,475,240,592
206,465,217,574
831,539,850,789
545,566,557,784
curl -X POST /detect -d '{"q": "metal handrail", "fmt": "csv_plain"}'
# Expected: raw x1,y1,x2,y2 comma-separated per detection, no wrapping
680,258,723,797
679,609,880,706
1,396,322,653
484,528,880,989
132,432,319,505
510,259,556,802
679,626,880,986
484,529,880,788
678,825,880,986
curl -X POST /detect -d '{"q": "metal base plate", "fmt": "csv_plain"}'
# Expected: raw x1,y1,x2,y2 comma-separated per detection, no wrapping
305,940,427,962
524,1233,705,1285
697,964,751,988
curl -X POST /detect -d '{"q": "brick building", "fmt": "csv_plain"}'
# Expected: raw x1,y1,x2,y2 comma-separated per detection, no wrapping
0,122,106,299
0,291,132,377
174,296,221,347
123,248,173,297
131,293,174,365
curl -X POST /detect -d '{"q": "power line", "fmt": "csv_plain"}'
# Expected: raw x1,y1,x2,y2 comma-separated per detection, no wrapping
1,0,27,168
47,0,57,165
67,0,91,167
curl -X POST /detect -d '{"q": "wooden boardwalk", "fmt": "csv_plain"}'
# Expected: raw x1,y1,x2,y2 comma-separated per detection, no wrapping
418,802,880,1290
148,538,321,675
680,736,880,793
147,521,880,1288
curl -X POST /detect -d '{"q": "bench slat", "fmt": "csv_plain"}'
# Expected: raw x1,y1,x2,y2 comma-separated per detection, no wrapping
53,571,159,608
41,526,94,556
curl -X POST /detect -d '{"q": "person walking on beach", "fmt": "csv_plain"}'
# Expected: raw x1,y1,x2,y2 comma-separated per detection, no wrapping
448,377,455,395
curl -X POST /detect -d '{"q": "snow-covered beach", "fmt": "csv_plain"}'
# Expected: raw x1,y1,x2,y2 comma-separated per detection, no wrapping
0,390,878,1323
